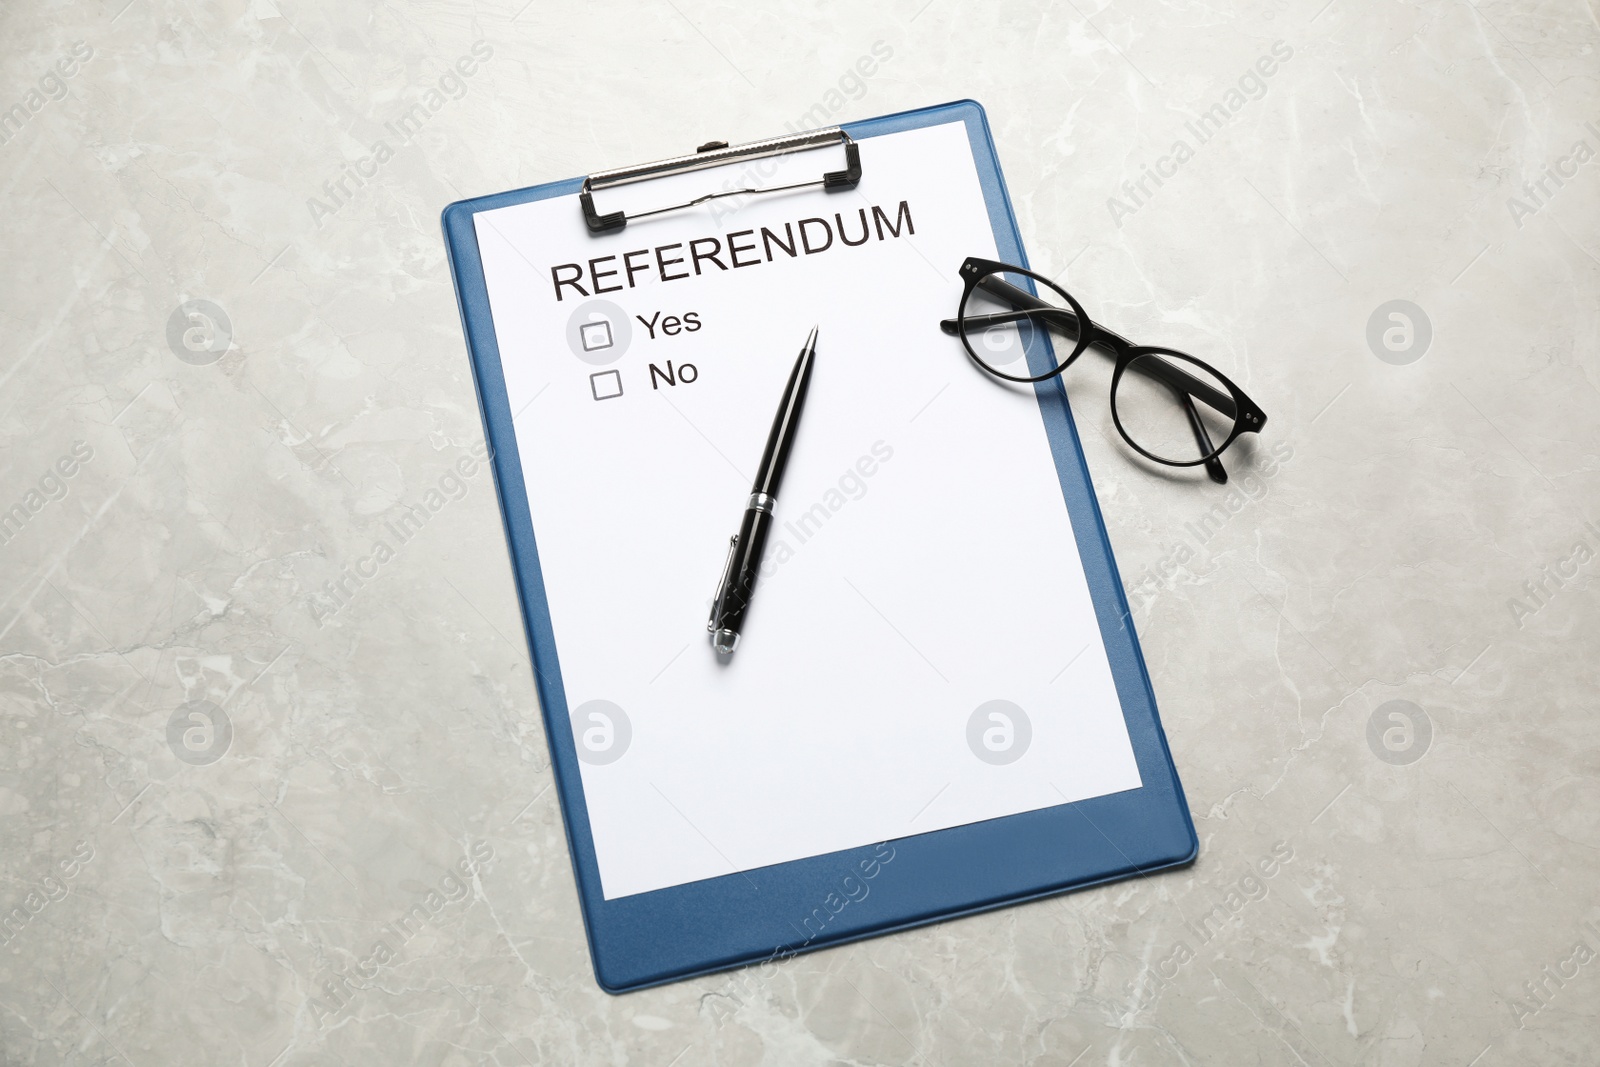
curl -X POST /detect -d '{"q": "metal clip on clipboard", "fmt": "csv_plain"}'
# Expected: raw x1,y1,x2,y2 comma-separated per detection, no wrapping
579,127,862,235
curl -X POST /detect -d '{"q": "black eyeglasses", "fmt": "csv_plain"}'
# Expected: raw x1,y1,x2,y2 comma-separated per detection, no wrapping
940,257,1267,483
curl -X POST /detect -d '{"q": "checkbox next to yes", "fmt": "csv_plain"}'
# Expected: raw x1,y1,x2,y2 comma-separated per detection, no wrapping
580,320,614,352
590,370,623,401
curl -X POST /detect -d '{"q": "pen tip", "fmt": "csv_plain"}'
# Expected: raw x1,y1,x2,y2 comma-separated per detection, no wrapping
804,325,818,352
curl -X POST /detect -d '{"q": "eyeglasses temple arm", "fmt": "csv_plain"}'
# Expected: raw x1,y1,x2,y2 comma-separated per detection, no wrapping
975,274,1136,348
1183,393,1229,484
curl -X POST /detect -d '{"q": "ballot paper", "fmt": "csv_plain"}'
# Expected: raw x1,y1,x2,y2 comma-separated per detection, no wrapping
472,119,1143,900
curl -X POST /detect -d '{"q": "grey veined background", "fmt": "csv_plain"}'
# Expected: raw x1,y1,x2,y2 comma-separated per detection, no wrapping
1,0,1598,1064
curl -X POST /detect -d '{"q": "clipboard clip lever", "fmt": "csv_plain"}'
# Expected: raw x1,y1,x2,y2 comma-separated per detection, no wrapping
581,127,862,235
707,533,740,633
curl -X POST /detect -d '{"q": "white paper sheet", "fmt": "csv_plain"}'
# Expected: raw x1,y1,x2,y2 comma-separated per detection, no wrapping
474,120,1143,899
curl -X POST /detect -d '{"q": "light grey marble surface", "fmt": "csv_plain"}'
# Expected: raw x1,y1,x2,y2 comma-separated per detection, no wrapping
2,0,1598,1063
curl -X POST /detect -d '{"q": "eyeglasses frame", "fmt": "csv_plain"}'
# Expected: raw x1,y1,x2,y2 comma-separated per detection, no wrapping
943,257,1268,481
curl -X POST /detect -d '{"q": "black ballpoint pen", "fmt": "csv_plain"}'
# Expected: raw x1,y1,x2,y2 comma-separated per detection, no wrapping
708,326,818,655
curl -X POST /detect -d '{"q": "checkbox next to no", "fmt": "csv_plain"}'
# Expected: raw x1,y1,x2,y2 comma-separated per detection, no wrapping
590,369,623,401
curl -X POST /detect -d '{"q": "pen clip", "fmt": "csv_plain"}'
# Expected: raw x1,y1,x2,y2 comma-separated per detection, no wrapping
707,533,739,632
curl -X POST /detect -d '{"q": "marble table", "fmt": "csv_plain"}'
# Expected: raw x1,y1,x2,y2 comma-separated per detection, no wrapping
2,0,1597,1063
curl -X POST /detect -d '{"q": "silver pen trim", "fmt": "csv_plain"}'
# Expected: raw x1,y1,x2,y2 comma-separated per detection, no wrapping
707,533,740,633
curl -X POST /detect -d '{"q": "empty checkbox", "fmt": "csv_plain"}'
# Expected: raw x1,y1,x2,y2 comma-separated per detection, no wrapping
590,369,623,401
580,319,614,352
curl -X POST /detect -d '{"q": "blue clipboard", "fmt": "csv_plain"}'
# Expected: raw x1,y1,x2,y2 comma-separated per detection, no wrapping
441,100,1197,994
